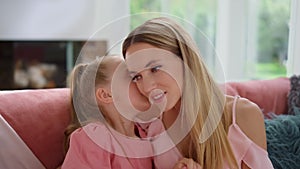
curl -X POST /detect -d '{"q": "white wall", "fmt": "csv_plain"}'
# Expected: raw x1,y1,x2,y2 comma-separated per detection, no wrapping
287,0,300,76
215,0,259,82
216,0,246,81
0,0,129,52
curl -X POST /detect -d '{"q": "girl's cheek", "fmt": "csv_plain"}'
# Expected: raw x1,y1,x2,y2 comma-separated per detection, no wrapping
129,82,150,111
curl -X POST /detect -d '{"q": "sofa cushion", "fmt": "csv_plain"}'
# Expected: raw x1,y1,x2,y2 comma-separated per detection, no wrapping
0,114,45,169
222,77,290,116
0,88,70,169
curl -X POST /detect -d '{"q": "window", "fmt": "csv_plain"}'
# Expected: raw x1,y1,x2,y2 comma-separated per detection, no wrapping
255,0,290,79
130,0,292,81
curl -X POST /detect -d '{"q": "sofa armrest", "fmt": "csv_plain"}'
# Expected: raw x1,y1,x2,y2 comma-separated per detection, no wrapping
0,88,71,169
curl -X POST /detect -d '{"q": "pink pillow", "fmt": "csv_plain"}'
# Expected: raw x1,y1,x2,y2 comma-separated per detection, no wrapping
0,88,71,169
222,77,290,116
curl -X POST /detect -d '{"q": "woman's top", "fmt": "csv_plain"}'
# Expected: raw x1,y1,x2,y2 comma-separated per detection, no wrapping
138,96,274,169
227,96,274,169
136,119,183,169
61,122,153,169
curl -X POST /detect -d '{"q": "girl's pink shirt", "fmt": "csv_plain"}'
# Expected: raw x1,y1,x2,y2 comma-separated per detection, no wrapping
61,122,153,169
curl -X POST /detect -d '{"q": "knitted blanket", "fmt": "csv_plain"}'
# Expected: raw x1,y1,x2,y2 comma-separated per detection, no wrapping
265,75,300,169
265,113,300,169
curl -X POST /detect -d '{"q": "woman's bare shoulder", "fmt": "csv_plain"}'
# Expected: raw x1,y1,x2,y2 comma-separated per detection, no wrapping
225,95,267,150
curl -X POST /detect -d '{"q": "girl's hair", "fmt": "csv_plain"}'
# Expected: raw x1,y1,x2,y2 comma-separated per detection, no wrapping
122,17,238,169
63,57,112,154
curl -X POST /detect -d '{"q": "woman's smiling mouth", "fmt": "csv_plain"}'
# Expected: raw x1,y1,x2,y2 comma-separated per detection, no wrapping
149,89,166,104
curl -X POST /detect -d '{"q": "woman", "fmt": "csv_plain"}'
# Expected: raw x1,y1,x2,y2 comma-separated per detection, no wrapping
122,17,274,169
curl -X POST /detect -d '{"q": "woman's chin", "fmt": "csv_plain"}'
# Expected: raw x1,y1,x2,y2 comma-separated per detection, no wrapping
132,102,151,112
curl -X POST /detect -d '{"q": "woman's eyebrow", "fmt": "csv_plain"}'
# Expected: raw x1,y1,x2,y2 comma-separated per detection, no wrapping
129,71,137,76
128,60,160,75
145,60,159,68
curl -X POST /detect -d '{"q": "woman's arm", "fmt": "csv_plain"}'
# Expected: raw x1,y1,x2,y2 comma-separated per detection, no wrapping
235,98,267,150
235,98,268,169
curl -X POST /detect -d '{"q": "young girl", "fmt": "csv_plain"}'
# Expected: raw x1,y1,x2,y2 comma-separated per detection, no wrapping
61,55,153,169
122,17,274,169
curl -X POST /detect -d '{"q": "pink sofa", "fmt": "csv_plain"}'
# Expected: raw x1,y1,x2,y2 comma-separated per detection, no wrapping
0,77,290,169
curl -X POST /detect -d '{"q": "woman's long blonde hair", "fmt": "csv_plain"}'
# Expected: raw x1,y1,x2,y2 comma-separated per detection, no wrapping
122,17,238,169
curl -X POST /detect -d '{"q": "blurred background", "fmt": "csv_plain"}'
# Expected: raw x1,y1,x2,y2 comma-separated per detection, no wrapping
0,0,299,90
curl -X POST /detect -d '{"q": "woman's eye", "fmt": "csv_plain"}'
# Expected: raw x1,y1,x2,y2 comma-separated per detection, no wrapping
151,65,161,73
132,75,142,82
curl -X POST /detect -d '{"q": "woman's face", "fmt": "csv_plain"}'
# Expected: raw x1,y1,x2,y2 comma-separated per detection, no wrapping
125,43,183,112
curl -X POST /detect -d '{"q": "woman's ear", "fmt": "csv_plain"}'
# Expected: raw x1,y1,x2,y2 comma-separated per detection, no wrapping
95,88,112,104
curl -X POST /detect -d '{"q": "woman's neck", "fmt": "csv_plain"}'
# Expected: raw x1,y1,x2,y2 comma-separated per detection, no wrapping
162,101,181,129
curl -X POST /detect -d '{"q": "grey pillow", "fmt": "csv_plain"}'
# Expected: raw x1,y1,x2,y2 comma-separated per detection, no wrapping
288,75,300,115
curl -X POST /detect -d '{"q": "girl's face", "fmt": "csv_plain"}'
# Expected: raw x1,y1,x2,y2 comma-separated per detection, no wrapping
125,43,183,112
128,81,150,111
107,56,150,112
97,56,149,113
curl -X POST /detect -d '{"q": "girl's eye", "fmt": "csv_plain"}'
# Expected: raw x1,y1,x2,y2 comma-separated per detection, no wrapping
151,65,162,73
132,74,142,83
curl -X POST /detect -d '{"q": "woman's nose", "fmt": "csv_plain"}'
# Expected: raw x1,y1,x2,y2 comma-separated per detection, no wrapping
140,73,157,94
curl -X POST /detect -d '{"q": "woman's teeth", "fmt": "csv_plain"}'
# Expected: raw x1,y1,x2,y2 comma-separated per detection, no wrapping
149,89,166,104
153,93,164,100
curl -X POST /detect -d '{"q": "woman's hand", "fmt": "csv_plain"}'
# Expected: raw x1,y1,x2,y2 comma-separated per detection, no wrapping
173,158,202,169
